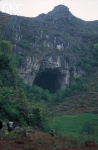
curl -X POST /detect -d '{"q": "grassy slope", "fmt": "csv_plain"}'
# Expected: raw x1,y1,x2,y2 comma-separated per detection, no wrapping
48,69,98,143
51,113,98,137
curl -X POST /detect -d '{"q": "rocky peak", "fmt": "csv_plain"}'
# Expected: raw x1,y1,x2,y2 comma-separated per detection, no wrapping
37,5,71,21
47,5,71,21
50,5,69,14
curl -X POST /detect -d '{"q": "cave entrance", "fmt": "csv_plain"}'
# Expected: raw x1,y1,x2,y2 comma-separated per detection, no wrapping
33,68,61,93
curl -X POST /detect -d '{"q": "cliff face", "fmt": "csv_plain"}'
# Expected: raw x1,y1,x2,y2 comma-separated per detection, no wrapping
18,50,85,92
1,5,98,92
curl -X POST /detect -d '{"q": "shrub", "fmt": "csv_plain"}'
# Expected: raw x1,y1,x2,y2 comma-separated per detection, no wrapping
18,40,31,50
77,57,91,71
92,43,98,65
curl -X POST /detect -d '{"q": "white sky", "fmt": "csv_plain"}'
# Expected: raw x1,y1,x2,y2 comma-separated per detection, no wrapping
0,0,98,21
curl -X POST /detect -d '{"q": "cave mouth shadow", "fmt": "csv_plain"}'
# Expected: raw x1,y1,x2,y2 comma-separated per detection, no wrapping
33,68,61,93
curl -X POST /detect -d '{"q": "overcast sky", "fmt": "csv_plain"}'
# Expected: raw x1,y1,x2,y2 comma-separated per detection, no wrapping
0,0,98,21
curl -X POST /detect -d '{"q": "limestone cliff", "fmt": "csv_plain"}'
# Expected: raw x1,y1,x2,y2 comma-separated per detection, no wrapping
1,5,98,92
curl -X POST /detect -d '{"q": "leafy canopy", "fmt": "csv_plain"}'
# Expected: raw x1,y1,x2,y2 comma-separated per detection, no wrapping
0,40,12,58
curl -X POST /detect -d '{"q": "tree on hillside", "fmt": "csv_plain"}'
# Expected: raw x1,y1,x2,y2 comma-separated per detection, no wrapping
0,40,12,58
0,40,17,86
93,43,98,55
92,43,98,65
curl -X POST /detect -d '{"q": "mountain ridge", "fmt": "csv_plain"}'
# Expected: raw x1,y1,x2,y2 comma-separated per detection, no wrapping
0,5,98,92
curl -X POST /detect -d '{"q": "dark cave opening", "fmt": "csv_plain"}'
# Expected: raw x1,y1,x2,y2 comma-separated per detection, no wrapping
33,69,61,93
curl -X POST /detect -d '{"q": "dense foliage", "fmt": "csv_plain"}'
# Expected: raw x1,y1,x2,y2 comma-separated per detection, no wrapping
0,39,48,131
18,40,31,50
77,57,91,71
92,43,98,65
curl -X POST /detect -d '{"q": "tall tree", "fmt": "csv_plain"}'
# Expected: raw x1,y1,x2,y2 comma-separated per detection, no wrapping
0,40,12,58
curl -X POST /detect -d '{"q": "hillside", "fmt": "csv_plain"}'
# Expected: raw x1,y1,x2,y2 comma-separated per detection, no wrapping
0,5,98,94
0,4,98,148
0,4,98,119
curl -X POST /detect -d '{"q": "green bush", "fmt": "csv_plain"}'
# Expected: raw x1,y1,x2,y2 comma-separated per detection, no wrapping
18,40,31,50
77,57,91,71
0,40,12,58
92,43,98,65
26,105,49,131
70,76,86,92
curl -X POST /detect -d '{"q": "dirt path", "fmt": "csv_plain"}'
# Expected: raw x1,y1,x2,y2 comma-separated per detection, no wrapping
0,131,98,150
